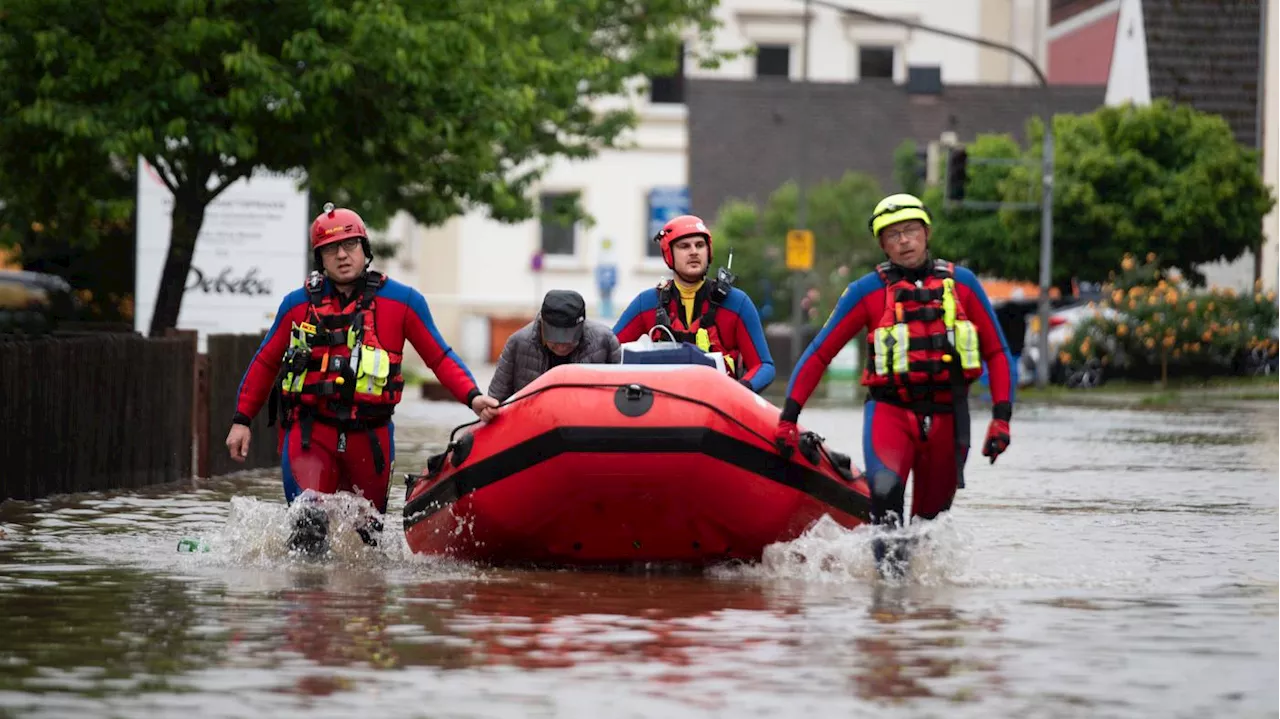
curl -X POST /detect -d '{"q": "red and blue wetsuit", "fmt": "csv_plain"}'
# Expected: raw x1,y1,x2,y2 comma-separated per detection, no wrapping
782,259,1013,523
613,280,776,392
233,273,480,514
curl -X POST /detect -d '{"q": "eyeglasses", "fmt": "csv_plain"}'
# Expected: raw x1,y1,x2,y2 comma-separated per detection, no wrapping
880,224,926,243
319,238,361,256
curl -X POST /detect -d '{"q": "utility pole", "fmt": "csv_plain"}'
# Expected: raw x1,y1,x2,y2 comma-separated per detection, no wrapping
795,0,1056,388
790,0,814,375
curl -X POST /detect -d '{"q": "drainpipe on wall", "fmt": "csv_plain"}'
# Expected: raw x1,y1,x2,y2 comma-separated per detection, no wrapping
1255,0,1269,284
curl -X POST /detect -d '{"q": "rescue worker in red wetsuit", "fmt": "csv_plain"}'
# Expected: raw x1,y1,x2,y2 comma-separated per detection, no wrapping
613,214,775,392
225,203,499,550
774,194,1013,572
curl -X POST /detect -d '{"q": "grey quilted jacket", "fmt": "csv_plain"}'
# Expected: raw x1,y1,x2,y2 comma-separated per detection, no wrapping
487,315,621,401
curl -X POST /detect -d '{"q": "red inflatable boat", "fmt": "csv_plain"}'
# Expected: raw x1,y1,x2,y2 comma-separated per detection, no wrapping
402,364,871,568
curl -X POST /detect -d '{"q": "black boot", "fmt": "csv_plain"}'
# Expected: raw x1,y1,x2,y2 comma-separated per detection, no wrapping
356,516,384,548
287,505,329,555
869,469,909,579
872,535,911,579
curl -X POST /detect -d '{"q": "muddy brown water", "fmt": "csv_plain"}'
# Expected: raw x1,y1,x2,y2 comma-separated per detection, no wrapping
1,395,1276,718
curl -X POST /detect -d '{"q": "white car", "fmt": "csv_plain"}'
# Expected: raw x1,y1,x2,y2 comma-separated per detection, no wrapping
1021,302,1125,386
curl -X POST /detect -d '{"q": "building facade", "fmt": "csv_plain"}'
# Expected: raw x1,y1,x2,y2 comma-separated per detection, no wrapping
377,0,1052,370
1049,0,1276,290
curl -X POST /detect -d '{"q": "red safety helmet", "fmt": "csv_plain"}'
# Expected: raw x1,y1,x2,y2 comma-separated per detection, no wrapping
310,202,368,251
309,202,372,267
653,214,712,270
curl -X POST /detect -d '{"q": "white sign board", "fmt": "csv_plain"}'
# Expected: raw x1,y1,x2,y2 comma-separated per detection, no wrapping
134,157,309,347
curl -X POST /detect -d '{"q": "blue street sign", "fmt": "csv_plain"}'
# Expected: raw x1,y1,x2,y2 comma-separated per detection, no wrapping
648,187,690,241
595,264,618,293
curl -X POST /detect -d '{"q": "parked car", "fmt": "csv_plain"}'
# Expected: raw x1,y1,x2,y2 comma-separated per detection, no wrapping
1021,300,1126,387
0,270,77,336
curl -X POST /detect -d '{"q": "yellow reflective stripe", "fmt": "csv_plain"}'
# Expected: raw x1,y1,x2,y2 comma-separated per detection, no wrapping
954,320,981,370
281,371,305,393
890,324,909,373
873,327,892,375
873,324,911,375
352,343,371,394
353,345,393,395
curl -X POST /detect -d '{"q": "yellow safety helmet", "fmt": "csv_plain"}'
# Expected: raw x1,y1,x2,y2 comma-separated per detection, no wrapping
869,193,932,238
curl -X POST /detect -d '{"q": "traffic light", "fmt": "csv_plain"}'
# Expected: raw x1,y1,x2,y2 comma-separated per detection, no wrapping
946,147,968,201
913,146,928,187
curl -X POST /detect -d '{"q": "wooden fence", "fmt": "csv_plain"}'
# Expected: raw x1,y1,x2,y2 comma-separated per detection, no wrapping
202,333,279,478
0,334,194,501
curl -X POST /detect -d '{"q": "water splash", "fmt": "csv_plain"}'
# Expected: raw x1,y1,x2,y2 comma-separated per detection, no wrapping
710,514,975,587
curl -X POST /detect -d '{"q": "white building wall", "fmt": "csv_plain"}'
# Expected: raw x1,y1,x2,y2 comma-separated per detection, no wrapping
1104,0,1273,291
691,0,1036,85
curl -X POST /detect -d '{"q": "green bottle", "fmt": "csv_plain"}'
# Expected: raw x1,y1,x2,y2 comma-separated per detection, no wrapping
176,538,211,553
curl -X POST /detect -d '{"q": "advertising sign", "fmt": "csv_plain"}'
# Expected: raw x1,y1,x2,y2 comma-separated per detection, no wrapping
134,158,309,346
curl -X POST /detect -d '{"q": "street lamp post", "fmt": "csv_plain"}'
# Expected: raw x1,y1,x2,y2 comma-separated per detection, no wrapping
790,0,1056,388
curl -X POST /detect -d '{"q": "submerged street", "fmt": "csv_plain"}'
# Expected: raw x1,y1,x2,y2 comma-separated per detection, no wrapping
0,393,1276,718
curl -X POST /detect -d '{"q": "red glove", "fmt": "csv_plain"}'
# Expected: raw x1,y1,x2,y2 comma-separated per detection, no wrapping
775,420,799,457
982,419,1010,464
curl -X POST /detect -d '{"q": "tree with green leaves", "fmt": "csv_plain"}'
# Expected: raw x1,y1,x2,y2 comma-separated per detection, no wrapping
711,172,885,325
929,101,1275,288
0,0,721,335
892,138,924,198
922,133,1025,278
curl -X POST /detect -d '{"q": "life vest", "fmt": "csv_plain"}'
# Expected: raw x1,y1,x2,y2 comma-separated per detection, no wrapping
862,260,982,399
653,279,740,378
277,271,405,424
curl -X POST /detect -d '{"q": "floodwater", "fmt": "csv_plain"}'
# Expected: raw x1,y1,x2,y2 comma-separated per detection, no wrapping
0,392,1276,719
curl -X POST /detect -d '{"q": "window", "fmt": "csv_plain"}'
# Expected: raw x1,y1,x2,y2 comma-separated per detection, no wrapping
649,43,685,104
539,192,578,256
645,188,691,258
859,46,895,80
755,44,791,79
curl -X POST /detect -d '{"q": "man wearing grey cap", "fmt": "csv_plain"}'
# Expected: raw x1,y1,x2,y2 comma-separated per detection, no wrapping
486,289,622,411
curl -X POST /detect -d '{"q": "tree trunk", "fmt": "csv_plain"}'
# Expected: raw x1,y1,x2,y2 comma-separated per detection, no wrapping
148,190,208,337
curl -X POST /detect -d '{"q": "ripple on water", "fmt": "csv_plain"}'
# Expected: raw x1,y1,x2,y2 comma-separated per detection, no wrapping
0,398,1274,718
